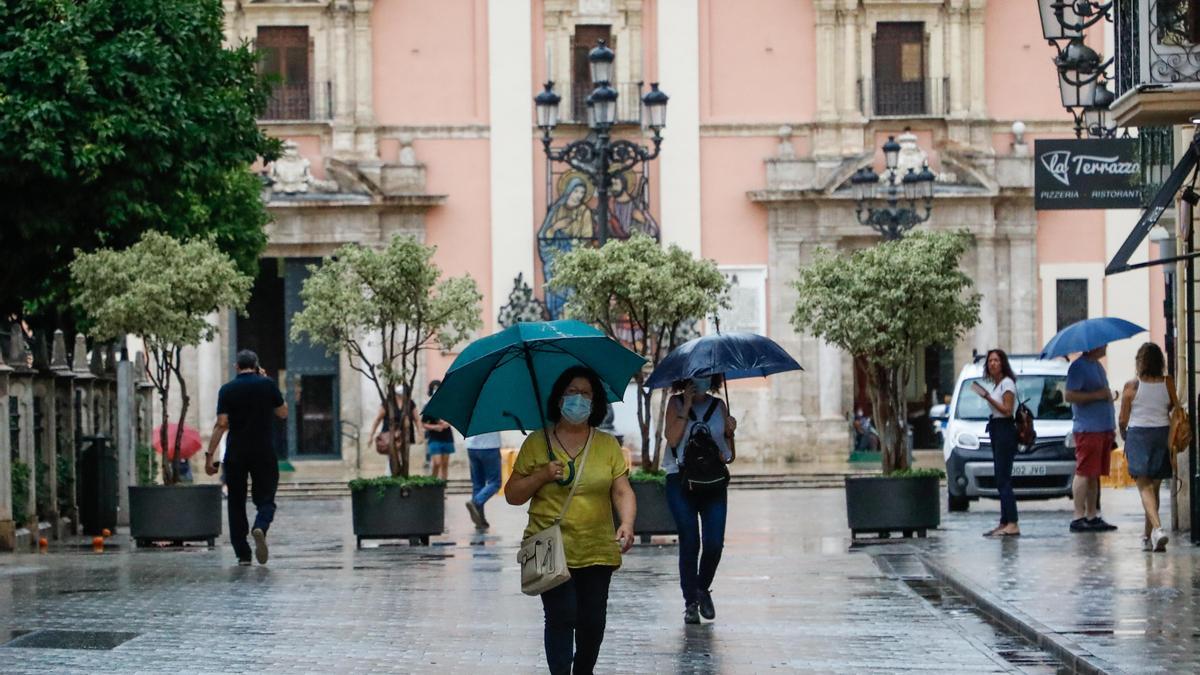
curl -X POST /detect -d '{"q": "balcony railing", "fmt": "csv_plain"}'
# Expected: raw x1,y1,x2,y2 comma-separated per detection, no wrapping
1138,125,1174,208
260,81,333,122
561,81,645,125
858,77,950,118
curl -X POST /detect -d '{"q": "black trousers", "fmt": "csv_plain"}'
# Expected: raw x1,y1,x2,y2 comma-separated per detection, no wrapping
225,451,279,560
540,565,615,675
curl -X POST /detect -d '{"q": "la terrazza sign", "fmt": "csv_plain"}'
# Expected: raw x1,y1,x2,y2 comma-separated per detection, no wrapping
1034,138,1141,210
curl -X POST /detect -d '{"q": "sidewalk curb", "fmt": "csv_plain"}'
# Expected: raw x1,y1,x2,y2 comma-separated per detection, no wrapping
917,553,1123,675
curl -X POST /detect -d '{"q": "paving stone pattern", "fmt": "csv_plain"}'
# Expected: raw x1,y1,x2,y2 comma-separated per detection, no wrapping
913,488,1196,674
0,489,1036,674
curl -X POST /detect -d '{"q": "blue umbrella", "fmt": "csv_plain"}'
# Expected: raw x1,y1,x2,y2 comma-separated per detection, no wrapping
645,332,803,389
1040,317,1146,359
422,320,645,437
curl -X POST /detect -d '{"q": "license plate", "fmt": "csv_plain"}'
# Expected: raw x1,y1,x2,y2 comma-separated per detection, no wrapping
1011,464,1047,477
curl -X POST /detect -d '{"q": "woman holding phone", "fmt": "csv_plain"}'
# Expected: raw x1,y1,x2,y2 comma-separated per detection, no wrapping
974,349,1020,537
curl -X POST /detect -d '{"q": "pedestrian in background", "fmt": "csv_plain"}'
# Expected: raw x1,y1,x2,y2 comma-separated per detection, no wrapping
1118,342,1174,551
663,374,736,624
367,385,418,459
465,431,502,530
205,350,288,566
1065,345,1119,532
422,379,455,480
974,349,1019,537
506,366,636,675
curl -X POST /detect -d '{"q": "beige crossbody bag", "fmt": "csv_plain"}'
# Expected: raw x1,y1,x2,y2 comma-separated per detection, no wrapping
518,429,593,596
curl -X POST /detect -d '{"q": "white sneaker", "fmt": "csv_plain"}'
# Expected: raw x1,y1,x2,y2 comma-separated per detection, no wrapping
1141,536,1152,552
1151,527,1169,552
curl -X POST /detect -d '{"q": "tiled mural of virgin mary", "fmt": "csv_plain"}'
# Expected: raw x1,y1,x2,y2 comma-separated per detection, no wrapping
538,167,659,319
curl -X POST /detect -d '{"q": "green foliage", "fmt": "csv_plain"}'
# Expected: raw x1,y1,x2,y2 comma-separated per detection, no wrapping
0,0,278,319
70,231,253,349
791,232,980,474
135,444,158,487
292,236,482,477
11,460,30,525
349,475,448,500
869,467,947,480
549,235,729,470
628,468,667,486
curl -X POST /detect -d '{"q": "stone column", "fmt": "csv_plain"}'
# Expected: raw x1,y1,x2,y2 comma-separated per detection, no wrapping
73,334,96,440
967,0,989,121
135,353,156,482
813,0,840,156
8,326,37,541
947,0,967,117
352,0,376,157
0,347,13,550
32,333,59,537
116,354,134,526
50,331,77,534
974,235,1000,353
331,2,356,155
837,0,859,117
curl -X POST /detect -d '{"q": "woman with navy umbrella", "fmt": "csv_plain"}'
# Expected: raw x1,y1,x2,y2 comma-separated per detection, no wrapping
663,374,736,624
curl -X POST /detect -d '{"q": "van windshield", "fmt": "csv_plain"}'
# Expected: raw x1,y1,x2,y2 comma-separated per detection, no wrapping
954,376,1071,421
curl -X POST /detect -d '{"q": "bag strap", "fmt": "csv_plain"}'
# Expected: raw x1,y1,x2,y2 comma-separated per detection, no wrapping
1166,375,1181,410
701,398,721,423
552,428,593,525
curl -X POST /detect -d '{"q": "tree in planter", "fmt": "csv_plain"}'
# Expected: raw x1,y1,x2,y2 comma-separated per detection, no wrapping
70,231,253,485
290,236,482,478
791,231,980,474
549,235,729,471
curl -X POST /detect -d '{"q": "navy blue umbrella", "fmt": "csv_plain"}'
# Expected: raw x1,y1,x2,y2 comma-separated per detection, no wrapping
645,332,803,389
1040,317,1146,359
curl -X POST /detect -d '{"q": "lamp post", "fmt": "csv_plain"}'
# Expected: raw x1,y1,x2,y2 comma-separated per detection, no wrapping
851,135,937,240
534,40,669,247
1036,0,1117,138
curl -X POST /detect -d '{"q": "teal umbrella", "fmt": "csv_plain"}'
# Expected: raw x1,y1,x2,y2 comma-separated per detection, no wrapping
422,320,646,438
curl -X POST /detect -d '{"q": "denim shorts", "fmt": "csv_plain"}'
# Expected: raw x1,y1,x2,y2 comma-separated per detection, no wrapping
427,440,456,456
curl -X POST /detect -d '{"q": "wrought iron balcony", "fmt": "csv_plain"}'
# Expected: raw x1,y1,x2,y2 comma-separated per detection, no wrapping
562,81,645,125
260,81,333,122
1112,0,1200,126
1138,125,1175,207
858,77,950,118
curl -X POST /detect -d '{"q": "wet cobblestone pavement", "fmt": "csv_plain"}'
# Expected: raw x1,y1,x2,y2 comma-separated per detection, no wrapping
0,488,1069,674
914,487,1196,674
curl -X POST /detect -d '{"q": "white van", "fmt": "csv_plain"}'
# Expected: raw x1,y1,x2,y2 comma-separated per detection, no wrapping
943,354,1076,511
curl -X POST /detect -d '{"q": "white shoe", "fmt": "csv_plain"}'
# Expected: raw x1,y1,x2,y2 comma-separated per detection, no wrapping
1151,527,1169,552
1141,536,1152,552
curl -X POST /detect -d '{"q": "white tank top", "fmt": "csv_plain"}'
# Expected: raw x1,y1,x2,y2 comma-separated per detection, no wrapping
1128,380,1170,429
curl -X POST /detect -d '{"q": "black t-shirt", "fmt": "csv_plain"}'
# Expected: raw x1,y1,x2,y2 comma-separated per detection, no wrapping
217,373,284,458
422,413,454,443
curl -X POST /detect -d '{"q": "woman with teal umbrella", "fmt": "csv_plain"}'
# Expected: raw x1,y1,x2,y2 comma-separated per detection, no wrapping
423,321,643,675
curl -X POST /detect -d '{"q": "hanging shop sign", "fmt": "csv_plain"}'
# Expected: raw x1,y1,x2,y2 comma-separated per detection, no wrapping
1034,138,1141,210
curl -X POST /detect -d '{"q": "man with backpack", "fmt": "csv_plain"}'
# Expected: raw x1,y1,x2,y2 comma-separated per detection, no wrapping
663,375,737,625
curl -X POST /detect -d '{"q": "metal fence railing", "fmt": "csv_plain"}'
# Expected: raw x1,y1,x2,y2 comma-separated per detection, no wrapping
858,77,950,118
260,81,333,122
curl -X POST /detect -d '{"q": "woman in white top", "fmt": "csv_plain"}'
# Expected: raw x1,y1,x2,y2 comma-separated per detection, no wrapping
973,349,1019,537
1119,342,1174,552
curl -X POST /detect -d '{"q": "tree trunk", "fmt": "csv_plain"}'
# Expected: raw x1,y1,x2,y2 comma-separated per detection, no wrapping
172,347,189,483
157,349,175,486
868,362,910,474
652,389,668,472
636,376,652,471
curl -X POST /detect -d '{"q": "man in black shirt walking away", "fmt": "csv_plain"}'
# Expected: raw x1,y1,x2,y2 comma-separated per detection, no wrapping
205,350,288,565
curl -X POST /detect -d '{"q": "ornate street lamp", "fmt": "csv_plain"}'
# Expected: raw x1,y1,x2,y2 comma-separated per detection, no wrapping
1036,0,1116,139
852,135,937,241
534,40,668,247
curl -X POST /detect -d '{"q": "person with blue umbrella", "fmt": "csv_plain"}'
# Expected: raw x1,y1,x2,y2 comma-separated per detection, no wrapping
647,327,802,624
1043,317,1146,533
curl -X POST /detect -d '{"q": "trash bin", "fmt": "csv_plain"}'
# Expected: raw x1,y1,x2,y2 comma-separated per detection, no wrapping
78,435,118,536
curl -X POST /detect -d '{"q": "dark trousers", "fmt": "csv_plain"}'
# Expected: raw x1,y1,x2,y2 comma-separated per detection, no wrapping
539,565,615,675
225,451,279,560
988,418,1019,525
665,473,728,605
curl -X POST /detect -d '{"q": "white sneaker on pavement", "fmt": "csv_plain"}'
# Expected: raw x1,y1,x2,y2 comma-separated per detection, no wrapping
1151,527,1169,552
1141,536,1152,552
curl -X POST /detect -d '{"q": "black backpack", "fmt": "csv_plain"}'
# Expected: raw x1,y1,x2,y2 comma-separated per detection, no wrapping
673,399,731,495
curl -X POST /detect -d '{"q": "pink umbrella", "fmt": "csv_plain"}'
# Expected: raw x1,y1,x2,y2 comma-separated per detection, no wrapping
152,424,203,461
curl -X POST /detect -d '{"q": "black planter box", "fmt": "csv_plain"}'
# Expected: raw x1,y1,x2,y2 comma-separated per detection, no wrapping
844,475,940,539
129,485,223,547
351,483,445,547
629,480,677,543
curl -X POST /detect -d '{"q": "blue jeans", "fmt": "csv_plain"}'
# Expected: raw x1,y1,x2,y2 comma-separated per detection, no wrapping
468,448,502,512
988,418,1019,525
540,565,614,675
665,473,728,605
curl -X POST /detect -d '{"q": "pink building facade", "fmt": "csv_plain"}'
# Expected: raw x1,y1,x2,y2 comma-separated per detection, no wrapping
192,0,1162,472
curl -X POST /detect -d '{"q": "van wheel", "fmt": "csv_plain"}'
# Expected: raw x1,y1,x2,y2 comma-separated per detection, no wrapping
948,494,970,512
